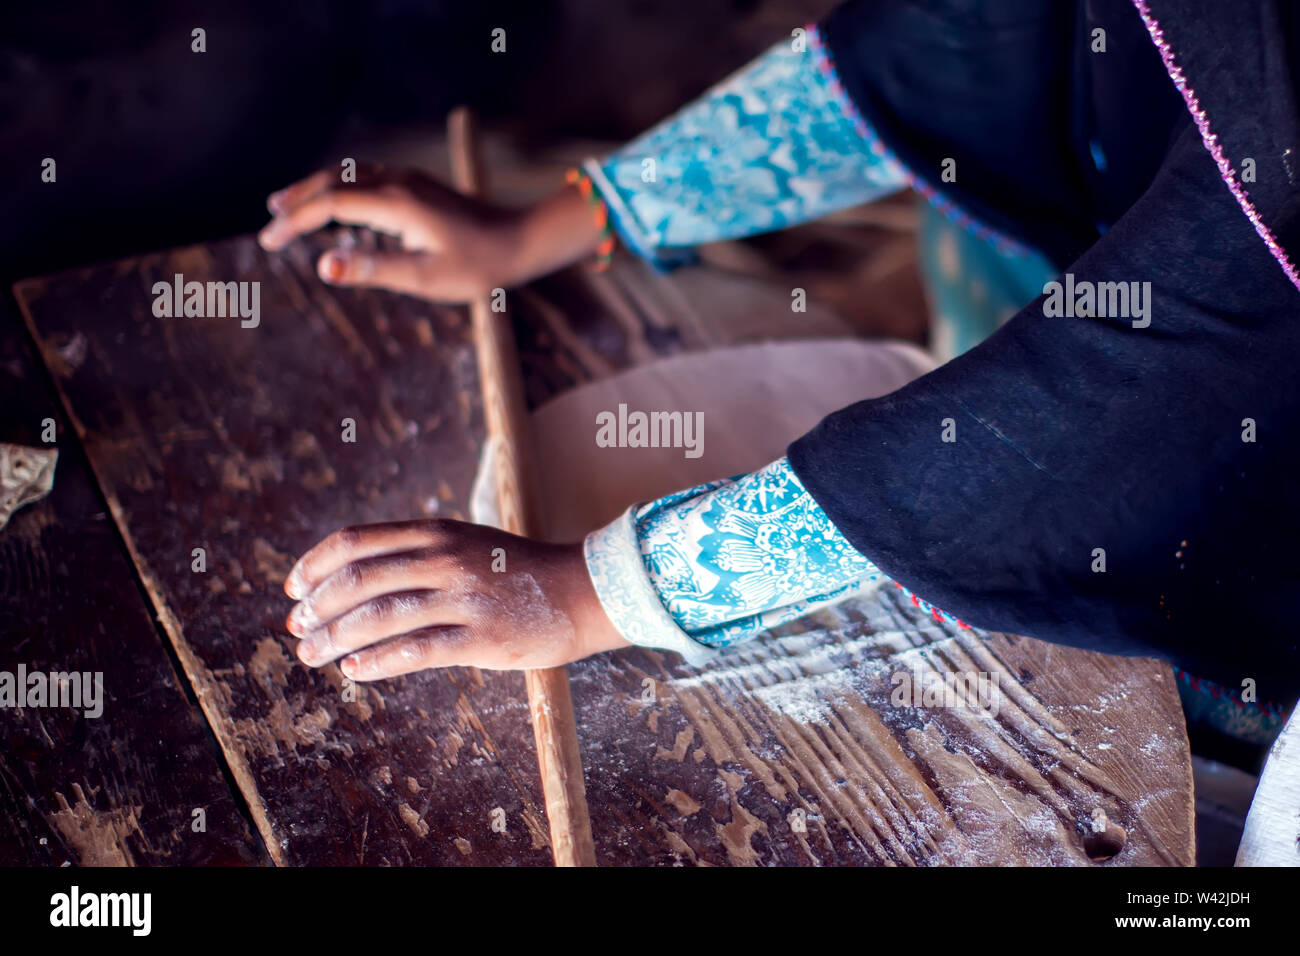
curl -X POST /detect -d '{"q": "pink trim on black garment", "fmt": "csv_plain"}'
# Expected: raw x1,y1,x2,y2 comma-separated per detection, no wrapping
1132,0,1300,294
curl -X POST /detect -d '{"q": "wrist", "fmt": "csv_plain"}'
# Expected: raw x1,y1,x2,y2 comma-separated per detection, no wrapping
558,541,632,660
474,207,534,290
505,184,608,287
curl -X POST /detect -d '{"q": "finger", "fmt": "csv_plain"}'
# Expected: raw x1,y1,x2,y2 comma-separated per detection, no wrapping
268,164,399,215
287,548,453,636
258,188,420,251
286,520,446,599
296,590,450,666
266,170,331,216
341,626,473,681
317,249,439,298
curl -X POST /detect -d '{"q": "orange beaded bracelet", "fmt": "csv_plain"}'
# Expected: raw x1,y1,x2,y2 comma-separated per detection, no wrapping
565,167,616,272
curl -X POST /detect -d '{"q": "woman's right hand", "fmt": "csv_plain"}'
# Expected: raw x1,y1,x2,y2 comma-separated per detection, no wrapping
258,163,605,303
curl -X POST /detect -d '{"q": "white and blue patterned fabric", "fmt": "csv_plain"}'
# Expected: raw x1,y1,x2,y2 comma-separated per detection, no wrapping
581,27,1058,363
585,457,887,658
581,33,908,267
576,31,1048,658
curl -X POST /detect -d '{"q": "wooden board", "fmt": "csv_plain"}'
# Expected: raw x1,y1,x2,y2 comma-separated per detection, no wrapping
15,236,551,866
14,234,1195,865
569,587,1193,865
0,299,263,866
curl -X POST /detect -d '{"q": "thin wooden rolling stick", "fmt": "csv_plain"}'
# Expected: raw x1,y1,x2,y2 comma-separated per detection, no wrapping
446,106,597,867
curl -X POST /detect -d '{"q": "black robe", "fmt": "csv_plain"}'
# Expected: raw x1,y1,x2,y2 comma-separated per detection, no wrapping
789,0,1300,706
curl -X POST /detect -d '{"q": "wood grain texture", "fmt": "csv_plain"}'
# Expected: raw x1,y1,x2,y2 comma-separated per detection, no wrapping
15,238,552,866
0,298,263,866
568,586,1195,866
448,106,596,867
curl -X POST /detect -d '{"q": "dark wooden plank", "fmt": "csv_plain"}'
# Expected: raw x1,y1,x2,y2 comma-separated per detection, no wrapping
15,236,552,866
0,298,263,866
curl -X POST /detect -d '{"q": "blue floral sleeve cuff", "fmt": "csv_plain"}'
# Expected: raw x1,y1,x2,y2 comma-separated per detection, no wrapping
581,25,908,268
584,502,719,665
583,457,889,661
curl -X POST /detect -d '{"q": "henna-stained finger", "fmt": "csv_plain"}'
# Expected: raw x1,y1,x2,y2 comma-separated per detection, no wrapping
317,249,438,297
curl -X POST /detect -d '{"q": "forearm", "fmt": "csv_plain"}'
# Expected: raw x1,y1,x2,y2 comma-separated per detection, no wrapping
501,21,909,283
502,183,607,287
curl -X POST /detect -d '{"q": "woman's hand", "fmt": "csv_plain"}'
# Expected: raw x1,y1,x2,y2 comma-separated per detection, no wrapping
258,164,519,301
259,164,605,303
283,518,630,679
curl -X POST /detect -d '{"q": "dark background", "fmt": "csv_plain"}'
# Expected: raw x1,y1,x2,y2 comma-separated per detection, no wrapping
1,0,832,286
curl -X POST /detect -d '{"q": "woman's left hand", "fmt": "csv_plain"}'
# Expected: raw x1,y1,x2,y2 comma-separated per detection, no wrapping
283,519,629,679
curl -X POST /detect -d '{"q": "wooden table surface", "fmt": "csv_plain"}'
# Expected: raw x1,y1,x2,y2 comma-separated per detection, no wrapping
2,230,1196,866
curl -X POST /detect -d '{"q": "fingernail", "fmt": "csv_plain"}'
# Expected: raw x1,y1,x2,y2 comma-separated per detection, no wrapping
267,190,287,214
297,638,317,663
287,602,319,636
258,220,285,250
319,250,348,283
285,567,307,599
341,655,359,678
